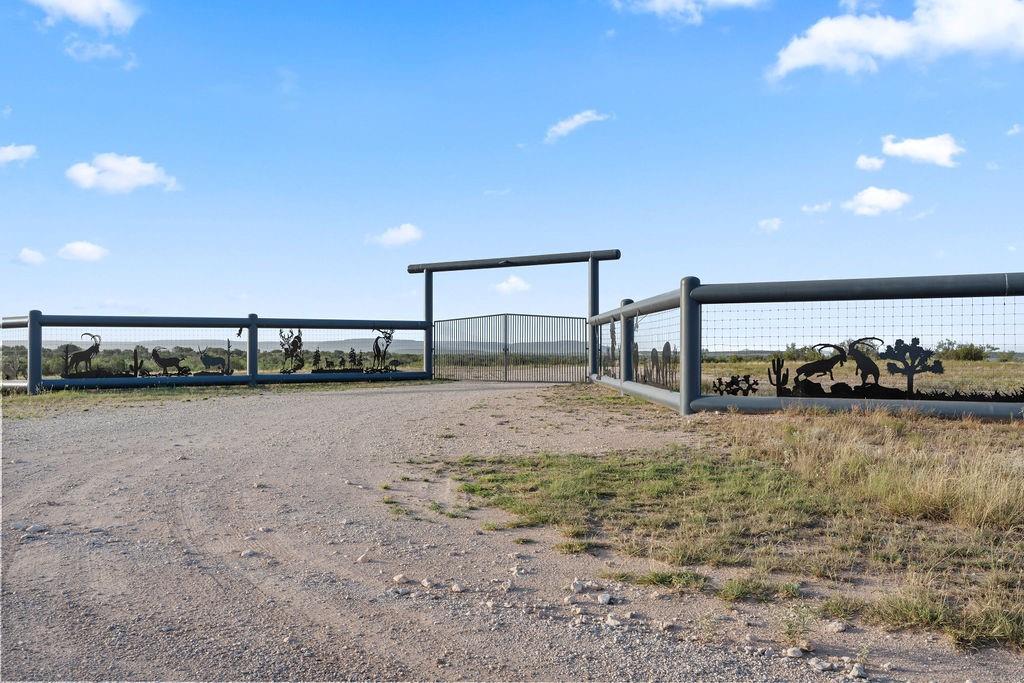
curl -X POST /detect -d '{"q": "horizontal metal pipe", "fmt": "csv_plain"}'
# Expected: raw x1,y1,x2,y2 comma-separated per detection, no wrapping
39,314,249,328
32,314,427,331
249,371,430,384
690,396,1024,420
408,249,621,274
592,374,681,411
589,289,678,325
257,318,428,331
2,316,28,329
691,271,1024,304
39,371,430,390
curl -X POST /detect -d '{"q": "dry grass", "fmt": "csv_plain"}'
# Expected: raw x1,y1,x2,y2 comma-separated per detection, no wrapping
450,384,1024,648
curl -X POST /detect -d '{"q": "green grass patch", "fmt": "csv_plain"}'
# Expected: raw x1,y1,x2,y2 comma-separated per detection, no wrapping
554,539,607,555
717,574,783,603
818,595,866,620
606,570,708,591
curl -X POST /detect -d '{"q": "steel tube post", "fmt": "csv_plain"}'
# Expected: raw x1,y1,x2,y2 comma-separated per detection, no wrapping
27,309,42,395
619,299,634,382
247,313,259,385
680,277,701,415
424,269,434,378
588,257,599,377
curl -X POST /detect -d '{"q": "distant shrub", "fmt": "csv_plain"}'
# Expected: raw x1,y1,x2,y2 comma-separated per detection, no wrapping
935,339,997,361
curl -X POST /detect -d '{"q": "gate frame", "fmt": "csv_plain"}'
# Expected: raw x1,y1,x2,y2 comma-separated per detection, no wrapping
408,250,621,378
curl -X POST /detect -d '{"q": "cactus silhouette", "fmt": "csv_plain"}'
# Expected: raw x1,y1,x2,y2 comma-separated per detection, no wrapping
768,357,789,396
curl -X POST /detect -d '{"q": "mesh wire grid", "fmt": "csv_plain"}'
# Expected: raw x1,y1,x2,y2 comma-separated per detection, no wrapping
1,325,29,381
701,296,1023,396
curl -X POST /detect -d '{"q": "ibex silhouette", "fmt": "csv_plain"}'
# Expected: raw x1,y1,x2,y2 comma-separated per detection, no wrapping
68,333,101,374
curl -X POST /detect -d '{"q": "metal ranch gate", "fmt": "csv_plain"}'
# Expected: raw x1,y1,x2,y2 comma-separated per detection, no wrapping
433,313,586,382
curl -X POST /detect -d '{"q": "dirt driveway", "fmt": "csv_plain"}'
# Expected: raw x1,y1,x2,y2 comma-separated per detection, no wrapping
2,382,1019,681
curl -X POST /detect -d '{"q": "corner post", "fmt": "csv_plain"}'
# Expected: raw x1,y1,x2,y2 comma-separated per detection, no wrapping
247,314,259,386
27,309,42,395
680,277,701,415
587,257,599,377
619,299,634,383
424,269,434,378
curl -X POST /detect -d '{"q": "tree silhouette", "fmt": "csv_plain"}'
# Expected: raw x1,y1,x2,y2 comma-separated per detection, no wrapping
879,337,943,396
348,347,358,367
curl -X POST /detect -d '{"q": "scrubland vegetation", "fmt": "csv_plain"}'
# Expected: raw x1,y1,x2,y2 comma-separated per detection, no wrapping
451,386,1024,648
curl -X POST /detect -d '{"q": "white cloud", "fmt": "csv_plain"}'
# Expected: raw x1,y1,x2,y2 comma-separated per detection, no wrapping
64,37,121,61
544,110,610,143
882,133,964,167
495,275,530,294
367,223,423,247
18,248,45,265
801,201,832,214
613,0,764,25
0,144,37,165
27,0,140,32
757,217,782,233
483,188,512,196
58,240,109,261
277,67,298,95
855,154,885,171
842,186,912,216
770,0,1024,80
1008,123,1023,136
66,153,178,193
986,161,1001,171
1,105,11,118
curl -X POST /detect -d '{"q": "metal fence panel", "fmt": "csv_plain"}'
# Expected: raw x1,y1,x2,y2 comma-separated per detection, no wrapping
434,314,586,383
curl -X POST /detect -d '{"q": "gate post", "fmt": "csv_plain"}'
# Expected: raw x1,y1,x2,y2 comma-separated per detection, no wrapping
619,299,633,383
502,314,509,382
679,277,701,415
247,313,259,386
27,309,42,395
587,257,599,377
424,269,434,378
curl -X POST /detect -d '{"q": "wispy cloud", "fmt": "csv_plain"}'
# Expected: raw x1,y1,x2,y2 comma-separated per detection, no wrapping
757,217,782,233
1008,123,1023,136
366,223,423,247
63,35,136,68
842,186,912,216
27,0,141,33
0,144,37,165
855,154,885,171
770,0,1024,80
17,247,45,266
544,110,610,143
613,0,764,25
2,105,12,119
58,240,109,261
276,67,298,95
882,133,964,167
66,153,178,193
495,275,530,294
801,201,831,214
483,188,512,197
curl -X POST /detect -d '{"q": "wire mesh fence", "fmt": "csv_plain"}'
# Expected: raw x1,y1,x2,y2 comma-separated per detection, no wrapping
434,314,586,382
701,296,1024,399
632,309,680,391
1,325,29,381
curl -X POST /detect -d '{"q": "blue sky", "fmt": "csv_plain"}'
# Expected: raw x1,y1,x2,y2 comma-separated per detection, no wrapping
2,0,1022,320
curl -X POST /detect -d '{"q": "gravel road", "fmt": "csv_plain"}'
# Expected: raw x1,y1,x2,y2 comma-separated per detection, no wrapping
2,382,1020,681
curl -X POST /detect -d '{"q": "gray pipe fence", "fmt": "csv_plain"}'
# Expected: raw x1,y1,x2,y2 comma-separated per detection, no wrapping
2,312,430,393
589,271,1024,420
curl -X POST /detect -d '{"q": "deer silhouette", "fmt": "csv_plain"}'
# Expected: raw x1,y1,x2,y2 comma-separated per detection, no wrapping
68,333,101,374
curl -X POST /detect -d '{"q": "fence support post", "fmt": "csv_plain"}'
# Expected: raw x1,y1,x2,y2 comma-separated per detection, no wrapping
247,313,259,386
619,299,633,384
679,277,701,415
27,309,42,395
424,269,434,379
588,257,599,377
